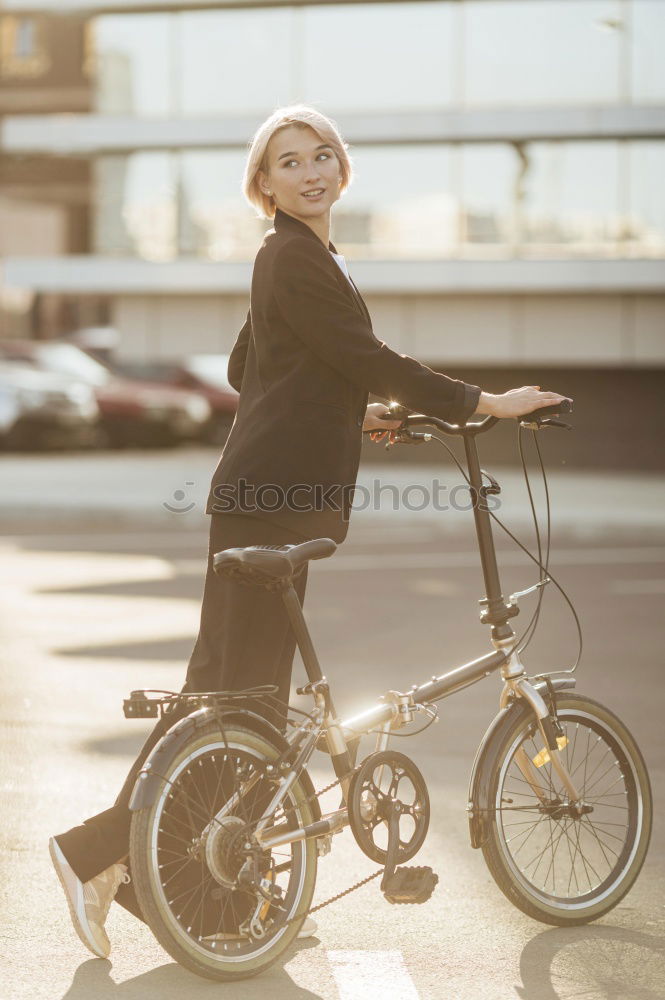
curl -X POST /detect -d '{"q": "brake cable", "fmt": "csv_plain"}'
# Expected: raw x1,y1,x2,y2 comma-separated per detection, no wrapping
513,425,548,657
417,424,583,674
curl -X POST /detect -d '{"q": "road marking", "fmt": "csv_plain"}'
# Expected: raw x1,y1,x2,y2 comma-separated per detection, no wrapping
611,579,665,594
327,950,420,1000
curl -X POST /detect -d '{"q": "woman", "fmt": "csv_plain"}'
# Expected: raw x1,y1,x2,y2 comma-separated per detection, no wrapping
49,105,567,959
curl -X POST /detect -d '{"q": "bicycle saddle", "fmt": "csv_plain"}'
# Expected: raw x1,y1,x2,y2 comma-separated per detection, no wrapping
213,537,337,590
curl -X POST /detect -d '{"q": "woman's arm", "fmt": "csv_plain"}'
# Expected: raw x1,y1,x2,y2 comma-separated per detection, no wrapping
227,310,251,393
274,239,567,423
272,238,480,425
474,386,567,418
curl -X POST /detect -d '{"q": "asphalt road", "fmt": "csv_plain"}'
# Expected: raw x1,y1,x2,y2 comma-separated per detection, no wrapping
1,513,664,1000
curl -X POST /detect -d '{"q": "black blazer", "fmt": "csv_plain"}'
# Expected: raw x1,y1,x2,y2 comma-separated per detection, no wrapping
207,207,480,542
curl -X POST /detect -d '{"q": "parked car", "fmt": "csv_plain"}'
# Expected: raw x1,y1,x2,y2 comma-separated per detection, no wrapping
0,341,211,448
0,361,99,450
112,354,239,445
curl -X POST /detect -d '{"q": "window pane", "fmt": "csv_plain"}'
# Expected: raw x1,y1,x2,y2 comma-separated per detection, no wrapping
179,151,266,258
302,2,454,112
523,141,621,257
335,145,456,257
94,153,176,260
631,0,665,102
93,15,171,115
465,0,621,106
627,142,665,257
179,9,295,115
459,144,517,257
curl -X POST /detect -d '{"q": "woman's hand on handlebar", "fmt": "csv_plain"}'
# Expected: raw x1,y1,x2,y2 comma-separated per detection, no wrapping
363,402,403,441
474,386,570,420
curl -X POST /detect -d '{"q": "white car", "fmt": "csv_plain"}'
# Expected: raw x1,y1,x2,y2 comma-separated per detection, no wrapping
0,362,99,450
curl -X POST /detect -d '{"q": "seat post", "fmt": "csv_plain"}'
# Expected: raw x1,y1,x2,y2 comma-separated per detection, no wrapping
281,583,324,684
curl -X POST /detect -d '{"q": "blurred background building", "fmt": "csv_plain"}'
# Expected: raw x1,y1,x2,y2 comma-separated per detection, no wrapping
0,0,663,465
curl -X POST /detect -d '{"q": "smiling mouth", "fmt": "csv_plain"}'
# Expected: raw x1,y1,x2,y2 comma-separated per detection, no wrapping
302,188,325,198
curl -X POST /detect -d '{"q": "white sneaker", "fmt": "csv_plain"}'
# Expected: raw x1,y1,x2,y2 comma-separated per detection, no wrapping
49,836,130,959
297,916,318,939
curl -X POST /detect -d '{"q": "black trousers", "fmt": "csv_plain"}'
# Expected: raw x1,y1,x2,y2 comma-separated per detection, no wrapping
54,513,311,919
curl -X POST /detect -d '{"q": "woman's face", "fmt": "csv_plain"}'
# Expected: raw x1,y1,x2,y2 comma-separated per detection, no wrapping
258,124,342,223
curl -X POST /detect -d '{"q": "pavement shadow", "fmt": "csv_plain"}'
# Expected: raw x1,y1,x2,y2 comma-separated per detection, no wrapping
56,636,193,661
515,924,665,1000
60,940,324,1000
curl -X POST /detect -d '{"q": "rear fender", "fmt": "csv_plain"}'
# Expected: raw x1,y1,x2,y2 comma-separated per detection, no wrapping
128,706,320,821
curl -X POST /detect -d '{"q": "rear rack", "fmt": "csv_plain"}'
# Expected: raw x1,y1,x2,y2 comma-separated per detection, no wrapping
122,684,318,736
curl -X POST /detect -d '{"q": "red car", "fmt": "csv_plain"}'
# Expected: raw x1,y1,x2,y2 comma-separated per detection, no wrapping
0,341,211,448
112,355,239,445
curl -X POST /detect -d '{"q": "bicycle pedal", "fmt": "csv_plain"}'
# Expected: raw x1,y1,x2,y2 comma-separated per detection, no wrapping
382,866,439,905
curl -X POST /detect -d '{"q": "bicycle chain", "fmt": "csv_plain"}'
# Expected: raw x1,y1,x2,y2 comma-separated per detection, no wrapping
273,763,360,823
283,867,385,927
272,760,389,925
238,753,388,926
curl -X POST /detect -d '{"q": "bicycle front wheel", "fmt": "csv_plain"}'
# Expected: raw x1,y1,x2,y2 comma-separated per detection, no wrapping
481,693,652,926
129,720,318,981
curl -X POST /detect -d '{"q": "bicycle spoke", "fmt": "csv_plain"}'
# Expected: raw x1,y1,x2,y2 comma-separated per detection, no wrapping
162,855,195,886
158,823,200,849
510,813,548,858
564,821,581,896
542,817,568,893
581,818,624,849
581,818,620,869
584,771,625,799
582,760,622,798
569,740,610,786
560,820,599,891
570,821,604,888
520,819,559,881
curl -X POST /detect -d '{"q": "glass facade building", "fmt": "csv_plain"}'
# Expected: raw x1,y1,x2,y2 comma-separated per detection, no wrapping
0,0,663,384
86,1,665,263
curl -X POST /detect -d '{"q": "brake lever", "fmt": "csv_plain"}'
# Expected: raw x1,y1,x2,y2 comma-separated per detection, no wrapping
542,418,572,430
519,417,572,431
384,429,431,449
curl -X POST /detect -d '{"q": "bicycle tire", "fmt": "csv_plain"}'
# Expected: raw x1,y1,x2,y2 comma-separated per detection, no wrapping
480,693,652,926
129,720,318,981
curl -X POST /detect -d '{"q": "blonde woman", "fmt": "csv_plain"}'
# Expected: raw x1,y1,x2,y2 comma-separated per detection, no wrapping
49,105,566,958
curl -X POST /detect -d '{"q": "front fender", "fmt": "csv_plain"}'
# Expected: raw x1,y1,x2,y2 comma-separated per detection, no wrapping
128,706,321,822
467,675,575,848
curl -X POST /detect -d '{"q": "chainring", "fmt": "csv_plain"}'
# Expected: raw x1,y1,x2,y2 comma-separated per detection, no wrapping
347,750,430,865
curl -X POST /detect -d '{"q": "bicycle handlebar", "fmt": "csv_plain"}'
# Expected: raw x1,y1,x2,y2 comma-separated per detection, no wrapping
406,413,498,437
381,398,573,437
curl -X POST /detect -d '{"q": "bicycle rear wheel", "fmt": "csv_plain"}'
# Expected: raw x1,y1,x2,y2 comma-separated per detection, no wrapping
481,693,651,926
129,720,317,981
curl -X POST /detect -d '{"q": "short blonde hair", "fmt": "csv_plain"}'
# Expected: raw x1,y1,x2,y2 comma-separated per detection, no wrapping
243,104,353,220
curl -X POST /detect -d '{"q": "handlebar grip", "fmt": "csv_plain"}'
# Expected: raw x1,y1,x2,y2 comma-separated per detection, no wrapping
520,398,573,420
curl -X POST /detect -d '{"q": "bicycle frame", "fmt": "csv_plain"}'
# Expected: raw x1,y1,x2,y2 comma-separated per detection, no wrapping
209,413,582,852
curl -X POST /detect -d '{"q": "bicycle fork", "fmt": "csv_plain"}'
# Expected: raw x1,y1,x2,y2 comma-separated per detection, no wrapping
499,667,582,805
